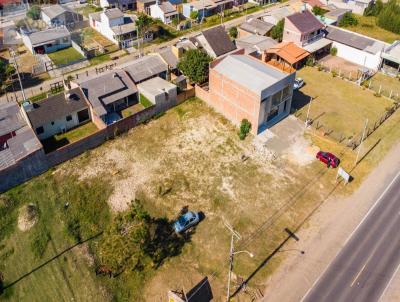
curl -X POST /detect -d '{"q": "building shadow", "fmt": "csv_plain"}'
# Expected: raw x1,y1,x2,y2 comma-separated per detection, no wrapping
292,90,313,113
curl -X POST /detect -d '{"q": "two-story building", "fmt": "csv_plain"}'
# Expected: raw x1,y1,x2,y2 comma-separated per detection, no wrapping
150,1,179,24
89,8,144,48
99,0,136,11
283,10,331,58
199,51,296,134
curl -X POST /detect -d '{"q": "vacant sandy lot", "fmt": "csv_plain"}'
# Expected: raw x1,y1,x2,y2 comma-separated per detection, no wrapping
55,98,344,300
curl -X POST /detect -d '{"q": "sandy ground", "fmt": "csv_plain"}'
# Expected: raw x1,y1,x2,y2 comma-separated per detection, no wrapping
260,142,400,302
17,204,38,231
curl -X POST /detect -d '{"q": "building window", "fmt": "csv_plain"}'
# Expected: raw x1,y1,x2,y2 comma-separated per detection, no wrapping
63,37,69,43
66,115,72,121
51,121,55,125
36,126,44,134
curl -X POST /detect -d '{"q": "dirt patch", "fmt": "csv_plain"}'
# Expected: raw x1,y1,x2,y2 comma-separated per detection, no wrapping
17,204,38,231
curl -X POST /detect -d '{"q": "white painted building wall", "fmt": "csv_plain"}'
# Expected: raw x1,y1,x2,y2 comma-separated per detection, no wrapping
90,13,124,44
150,4,167,23
331,41,383,70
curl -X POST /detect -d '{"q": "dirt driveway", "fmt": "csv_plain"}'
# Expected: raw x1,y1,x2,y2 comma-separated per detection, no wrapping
319,55,362,78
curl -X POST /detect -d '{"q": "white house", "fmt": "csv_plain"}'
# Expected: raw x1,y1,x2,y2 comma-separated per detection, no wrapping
326,26,388,70
322,0,373,15
150,1,178,25
89,8,144,48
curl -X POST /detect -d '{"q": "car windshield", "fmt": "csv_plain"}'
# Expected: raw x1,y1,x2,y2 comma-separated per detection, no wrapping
178,216,187,226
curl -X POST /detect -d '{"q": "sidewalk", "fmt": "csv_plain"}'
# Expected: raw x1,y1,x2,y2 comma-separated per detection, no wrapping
260,142,400,302
0,1,293,104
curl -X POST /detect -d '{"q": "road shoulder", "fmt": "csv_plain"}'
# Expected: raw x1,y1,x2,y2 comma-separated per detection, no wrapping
261,142,400,302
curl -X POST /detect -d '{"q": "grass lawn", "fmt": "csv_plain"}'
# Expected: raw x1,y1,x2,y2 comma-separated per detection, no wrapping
344,15,400,43
121,103,145,118
3,94,400,301
294,67,392,138
48,47,84,66
75,4,102,17
139,93,153,108
41,122,99,153
369,72,400,98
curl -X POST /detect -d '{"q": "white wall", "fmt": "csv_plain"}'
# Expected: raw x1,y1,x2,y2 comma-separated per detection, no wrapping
90,14,120,44
41,12,52,25
332,41,383,70
150,5,166,23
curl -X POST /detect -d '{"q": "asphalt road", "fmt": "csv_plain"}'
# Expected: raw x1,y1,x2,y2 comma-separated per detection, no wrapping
301,171,400,302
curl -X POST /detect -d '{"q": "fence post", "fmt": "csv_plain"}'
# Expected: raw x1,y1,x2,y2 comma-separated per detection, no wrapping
390,90,393,99
349,71,352,81
339,69,341,78
379,85,382,94
369,80,372,89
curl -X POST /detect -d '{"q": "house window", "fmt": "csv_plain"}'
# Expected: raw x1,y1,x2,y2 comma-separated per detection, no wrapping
77,109,89,123
51,121,55,125
36,126,44,134
66,115,72,121
63,37,69,43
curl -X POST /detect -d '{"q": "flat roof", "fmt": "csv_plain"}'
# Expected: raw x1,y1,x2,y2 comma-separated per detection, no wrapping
121,55,168,83
382,40,400,64
213,54,289,96
137,76,176,96
236,34,278,54
239,18,274,36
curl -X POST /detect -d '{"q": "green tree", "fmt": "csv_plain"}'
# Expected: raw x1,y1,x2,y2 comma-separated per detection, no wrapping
312,6,327,16
338,12,358,27
26,5,41,20
229,26,238,39
135,13,153,37
377,0,400,34
0,60,15,92
190,10,199,20
330,46,337,56
177,49,212,84
98,202,152,274
364,0,383,16
270,19,284,41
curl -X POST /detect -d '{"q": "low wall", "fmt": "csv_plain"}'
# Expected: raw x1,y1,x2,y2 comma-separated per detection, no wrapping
0,149,49,193
1,98,185,192
195,85,210,103
71,40,87,58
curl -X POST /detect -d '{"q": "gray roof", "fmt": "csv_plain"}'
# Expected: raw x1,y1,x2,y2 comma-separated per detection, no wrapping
41,4,77,20
236,34,278,54
158,1,177,15
157,47,179,68
137,0,157,3
80,70,138,116
112,22,137,35
213,54,288,96
121,55,168,83
104,8,124,19
286,10,324,33
325,8,351,19
28,27,70,46
382,41,400,64
27,88,88,129
326,26,386,54
261,6,293,25
137,76,176,97
239,19,274,36
0,125,42,170
200,26,236,57
0,101,25,137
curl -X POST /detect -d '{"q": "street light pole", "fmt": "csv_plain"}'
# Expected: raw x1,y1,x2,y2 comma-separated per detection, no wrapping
9,48,27,102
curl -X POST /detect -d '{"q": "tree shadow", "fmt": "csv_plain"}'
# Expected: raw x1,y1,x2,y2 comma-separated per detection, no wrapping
146,217,195,268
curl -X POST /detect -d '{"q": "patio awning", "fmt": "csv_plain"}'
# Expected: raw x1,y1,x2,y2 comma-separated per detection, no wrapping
303,38,332,53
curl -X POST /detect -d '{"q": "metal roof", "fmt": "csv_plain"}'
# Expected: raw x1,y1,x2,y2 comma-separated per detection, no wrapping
28,27,70,46
200,26,236,57
382,41,400,65
121,55,168,83
41,4,79,20
236,34,278,54
326,26,386,54
0,101,25,137
213,54,289,96
104,8,124,19
137,76,176,97
157,47,179,68
239,18,274,36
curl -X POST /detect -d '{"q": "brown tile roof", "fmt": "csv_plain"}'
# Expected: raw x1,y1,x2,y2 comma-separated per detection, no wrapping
286,10,324,34
267,41,309,65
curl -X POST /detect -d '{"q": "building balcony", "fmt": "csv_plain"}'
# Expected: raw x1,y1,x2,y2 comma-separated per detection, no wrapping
302,32,325,47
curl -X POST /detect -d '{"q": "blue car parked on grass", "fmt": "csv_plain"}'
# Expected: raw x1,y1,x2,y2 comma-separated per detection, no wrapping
174,211,200,233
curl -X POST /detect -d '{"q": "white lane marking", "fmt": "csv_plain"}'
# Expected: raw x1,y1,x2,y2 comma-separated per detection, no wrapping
300,170,400,302
350,263,367,288
378,254,400,301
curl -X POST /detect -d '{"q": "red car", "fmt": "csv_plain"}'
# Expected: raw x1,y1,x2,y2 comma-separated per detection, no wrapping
316,151,340,168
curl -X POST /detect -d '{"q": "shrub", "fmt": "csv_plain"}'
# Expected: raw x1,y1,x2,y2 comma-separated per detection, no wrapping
330,46,337,56
312,6,328,16
229,26,238,39
331,70,337,77
377,0,400,34
306,56,315,67
270,19,284,41
190,11,199,20
239,119,251,140
26,5,41,20
338,12,358,27
177,49,212,84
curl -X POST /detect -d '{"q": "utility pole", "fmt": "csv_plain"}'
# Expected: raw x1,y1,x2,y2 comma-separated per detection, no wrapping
355,118,368,165
305,96,313,128
9,48,27,102
223,218,253,302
